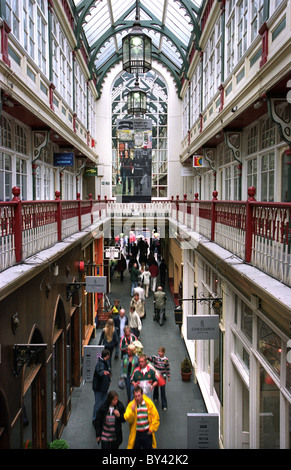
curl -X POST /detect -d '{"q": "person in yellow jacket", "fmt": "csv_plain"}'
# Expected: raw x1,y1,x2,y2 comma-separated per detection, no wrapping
124,385,160,449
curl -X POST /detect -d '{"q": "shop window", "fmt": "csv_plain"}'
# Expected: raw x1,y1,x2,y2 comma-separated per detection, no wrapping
259,364,280,449
0,153,12,201
258,318,281,376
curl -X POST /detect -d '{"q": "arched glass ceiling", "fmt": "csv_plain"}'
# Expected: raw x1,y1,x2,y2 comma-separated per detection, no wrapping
72,0,204,95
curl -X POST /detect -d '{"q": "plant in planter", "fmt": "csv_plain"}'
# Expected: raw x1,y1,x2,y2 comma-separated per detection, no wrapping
180,356,192,382
49,439,69,449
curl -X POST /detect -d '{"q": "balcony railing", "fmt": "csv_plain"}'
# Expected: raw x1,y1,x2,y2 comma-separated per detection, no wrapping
0,186,290,287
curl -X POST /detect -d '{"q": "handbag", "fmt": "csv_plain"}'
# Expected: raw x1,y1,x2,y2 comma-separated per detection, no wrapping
118,377,125,389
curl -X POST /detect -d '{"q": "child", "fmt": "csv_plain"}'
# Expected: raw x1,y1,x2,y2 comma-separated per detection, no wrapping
148,347,170,410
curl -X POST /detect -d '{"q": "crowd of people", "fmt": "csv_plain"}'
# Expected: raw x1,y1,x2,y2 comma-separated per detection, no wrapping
92,237,171,449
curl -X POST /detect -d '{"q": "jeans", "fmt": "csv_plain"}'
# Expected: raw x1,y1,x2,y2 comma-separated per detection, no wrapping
131,281,138,296
125,375,134,402
153,384,167,409
92,390,107,421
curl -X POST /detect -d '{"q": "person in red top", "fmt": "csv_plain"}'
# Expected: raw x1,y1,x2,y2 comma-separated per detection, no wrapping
149,261,159,292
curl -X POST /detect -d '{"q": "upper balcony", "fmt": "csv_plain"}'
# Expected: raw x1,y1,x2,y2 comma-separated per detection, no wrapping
0,186,290,288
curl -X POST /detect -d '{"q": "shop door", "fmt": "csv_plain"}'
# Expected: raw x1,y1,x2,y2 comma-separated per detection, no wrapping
234,371,250,449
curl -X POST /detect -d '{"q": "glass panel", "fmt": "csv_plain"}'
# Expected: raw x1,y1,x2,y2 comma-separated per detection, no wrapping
259,365,280,449
258,318,281,376
241,303,252,341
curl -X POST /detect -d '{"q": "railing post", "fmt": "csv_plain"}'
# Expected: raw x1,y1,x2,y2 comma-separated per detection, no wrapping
89,193,93,224
55,191,62,241
245,186,256,263
211,191,218,241
77,192,82,231
12,186,22,263
183,194,187,225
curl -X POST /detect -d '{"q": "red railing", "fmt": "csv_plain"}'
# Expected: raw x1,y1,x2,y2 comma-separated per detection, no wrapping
1,186,290,286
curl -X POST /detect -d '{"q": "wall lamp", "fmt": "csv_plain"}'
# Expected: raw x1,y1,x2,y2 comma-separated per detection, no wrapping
11,312,19,335
231,106,238,113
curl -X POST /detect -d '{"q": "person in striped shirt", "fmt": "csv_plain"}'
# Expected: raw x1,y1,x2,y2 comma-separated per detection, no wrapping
124,385,160,449
94,390,125,449
148,347,170,410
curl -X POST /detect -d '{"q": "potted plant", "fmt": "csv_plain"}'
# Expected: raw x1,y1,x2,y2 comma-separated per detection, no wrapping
49,439,69,449
180,356,192,382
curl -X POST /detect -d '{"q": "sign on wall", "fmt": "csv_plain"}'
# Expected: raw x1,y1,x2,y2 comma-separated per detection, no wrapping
83,345,104,382
187,413,219,449
116,118,152,203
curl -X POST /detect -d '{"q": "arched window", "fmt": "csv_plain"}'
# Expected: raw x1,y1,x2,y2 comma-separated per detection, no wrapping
111,70,168,198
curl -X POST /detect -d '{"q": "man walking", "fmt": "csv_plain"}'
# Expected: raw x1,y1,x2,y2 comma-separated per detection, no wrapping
131,354,158,399
130,262,141,296
113,308,128,359
124,385,160,449
153,286,167,325
92,349,111,423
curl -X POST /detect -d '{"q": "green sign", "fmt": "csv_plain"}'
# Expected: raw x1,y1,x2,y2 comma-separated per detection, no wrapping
85,167,97,176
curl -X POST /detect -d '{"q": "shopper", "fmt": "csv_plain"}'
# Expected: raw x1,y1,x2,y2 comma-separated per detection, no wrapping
92,349,111,423
130,262,141,296
149,261,159,292
148,347,170,410
98,319,118,368
121,344,139,402
130,291,145,320
131,354,158,399
94,390,125,449
128,305,142,338
124,385,160,449
113,308,128,359
153,286,167,325
159,258,167,289
120,326,137,358
140,266,151,298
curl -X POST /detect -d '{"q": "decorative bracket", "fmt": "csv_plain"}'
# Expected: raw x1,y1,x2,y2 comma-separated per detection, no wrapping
32,129,50,163
267,96,291,146
14,343,47,377
224,130,241,163
66,282,86,301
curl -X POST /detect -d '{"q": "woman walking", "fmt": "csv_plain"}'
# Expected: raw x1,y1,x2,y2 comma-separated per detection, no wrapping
94,390,125,449
99,319,118,369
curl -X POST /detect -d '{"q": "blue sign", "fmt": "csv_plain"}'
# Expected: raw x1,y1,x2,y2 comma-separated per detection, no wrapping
53,152,74,166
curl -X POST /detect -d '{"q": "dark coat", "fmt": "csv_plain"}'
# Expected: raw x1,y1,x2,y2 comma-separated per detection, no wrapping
113,315,128,339
92,357,111,392
94,399,125,448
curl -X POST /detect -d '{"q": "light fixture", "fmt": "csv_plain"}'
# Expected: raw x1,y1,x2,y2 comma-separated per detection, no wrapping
127,74,147,115
122,1,152,74
231,105,238,113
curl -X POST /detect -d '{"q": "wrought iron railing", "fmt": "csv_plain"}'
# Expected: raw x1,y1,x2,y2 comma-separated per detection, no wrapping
0,186,290,286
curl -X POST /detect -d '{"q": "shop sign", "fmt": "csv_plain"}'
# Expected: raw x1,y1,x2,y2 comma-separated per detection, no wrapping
104,246,121,260
85,276,107,293
85,167,97,176
187,413,219,449
187,315,220,340
53,152,74,166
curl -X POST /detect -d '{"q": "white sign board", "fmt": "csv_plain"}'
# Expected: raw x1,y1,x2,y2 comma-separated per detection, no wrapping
104,247,121,260
85,276,107,293
187,315,220,340
187,413,219,449
83,345,104,382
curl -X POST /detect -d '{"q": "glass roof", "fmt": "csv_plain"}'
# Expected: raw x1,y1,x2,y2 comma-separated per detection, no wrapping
72,0,204,94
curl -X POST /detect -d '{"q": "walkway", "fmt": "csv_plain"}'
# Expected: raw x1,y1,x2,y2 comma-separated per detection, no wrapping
62,265,206,450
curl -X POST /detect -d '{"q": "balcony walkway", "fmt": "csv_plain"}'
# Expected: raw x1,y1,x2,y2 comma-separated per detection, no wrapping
61,265,207,450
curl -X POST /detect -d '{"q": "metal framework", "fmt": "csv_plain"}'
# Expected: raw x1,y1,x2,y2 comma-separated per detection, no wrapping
71,0,203,95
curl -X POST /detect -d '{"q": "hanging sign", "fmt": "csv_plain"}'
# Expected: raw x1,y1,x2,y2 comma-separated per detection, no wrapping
187,315,220,340
53,152,74,166
193,155,208,167
85,276,107,293
104,246,121,260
